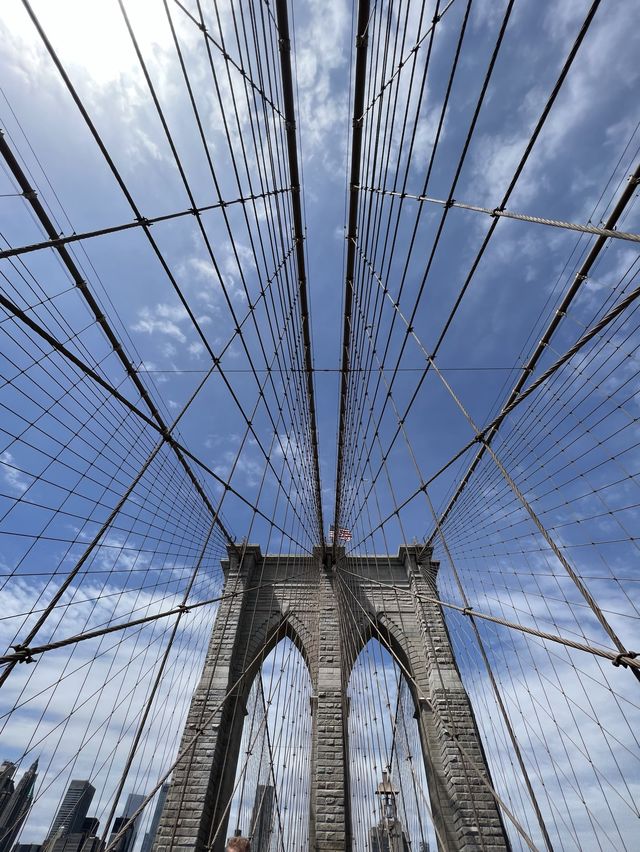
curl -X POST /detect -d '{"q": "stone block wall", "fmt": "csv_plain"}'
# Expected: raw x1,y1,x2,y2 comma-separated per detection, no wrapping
152,545,509,851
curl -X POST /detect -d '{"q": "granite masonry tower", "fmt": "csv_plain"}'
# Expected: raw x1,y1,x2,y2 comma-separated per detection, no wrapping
153,545,509,852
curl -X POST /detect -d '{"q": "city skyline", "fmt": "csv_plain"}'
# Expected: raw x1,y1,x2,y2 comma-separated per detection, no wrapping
1,767,164,852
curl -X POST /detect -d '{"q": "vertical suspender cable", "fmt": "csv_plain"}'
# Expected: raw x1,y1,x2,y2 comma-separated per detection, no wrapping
333,0,371,561
275,0,325,556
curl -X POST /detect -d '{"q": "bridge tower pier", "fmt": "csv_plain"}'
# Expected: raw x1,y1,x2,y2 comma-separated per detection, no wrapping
153,545,509,851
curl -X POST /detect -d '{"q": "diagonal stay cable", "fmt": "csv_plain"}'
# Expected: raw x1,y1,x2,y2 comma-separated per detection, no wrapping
428,160,640,544
341,0,602,522
0,128,235,550
0,569,315,666
347,277,640,548
336,567,639,672
101,617,308,852
0,293,310,551
334,569,540,852
357,261,640,680
172,0,285,121
116,0,320,543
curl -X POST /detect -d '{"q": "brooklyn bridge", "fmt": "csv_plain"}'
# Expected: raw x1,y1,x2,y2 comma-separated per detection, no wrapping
0,0,638,850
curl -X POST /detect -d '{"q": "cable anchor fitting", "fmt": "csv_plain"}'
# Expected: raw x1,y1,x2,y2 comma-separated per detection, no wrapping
612,650,638,668
12,644,35,663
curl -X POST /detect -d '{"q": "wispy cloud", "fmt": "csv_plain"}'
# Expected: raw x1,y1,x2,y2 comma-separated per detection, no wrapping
0,450,31,495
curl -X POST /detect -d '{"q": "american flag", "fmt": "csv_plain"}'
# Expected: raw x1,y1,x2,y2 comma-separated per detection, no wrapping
329,524,352,542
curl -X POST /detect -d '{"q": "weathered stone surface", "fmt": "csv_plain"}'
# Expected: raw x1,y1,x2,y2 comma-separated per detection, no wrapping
153,545,509,852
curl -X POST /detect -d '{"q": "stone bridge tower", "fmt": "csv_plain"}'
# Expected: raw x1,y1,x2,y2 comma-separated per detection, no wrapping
153,545,509,851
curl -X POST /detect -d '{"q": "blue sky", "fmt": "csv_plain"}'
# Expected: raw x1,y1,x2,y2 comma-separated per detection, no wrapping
0,0,639,849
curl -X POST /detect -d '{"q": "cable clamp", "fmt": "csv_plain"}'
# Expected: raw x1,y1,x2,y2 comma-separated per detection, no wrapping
576,273,587,282
23,189,38,201
136,215,150,226
444,198,455,209
490,207,501,218
356,34,368,48
177,604,190,614
433,13,441,23
462,606,473,617
12,644,35,663
629,174,640,185
197,22,207,33
612,650,638,668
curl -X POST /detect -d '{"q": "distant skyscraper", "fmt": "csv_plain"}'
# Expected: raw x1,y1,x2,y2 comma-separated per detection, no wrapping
139,784,169,852
47,816,102,852
249,784,274,852
0,764,15,818
368,771,410,852
46,781,95,843
80,818,99,837
0,759,38,852
107,793,144,852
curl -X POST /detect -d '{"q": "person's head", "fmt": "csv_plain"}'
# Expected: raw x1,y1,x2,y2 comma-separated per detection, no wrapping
226,837,250,852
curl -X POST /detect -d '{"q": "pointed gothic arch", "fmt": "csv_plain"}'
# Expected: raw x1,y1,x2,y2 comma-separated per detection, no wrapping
153,545,509,852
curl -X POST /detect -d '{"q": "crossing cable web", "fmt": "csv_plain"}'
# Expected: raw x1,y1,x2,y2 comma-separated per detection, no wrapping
334,0,640,849
0,1,322,849
0,1,639,851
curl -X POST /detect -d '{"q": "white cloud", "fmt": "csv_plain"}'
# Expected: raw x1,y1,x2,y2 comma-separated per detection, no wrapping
131,303,189,343
0,450,32,495
295,0,350,177
0,572,221,845
468,2,640,208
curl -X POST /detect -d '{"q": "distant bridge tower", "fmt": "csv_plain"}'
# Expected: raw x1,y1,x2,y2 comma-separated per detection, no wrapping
153,545,509,851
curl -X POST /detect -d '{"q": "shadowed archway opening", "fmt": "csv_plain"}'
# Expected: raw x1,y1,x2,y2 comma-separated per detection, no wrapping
348,638,436,851
227,637,312,851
